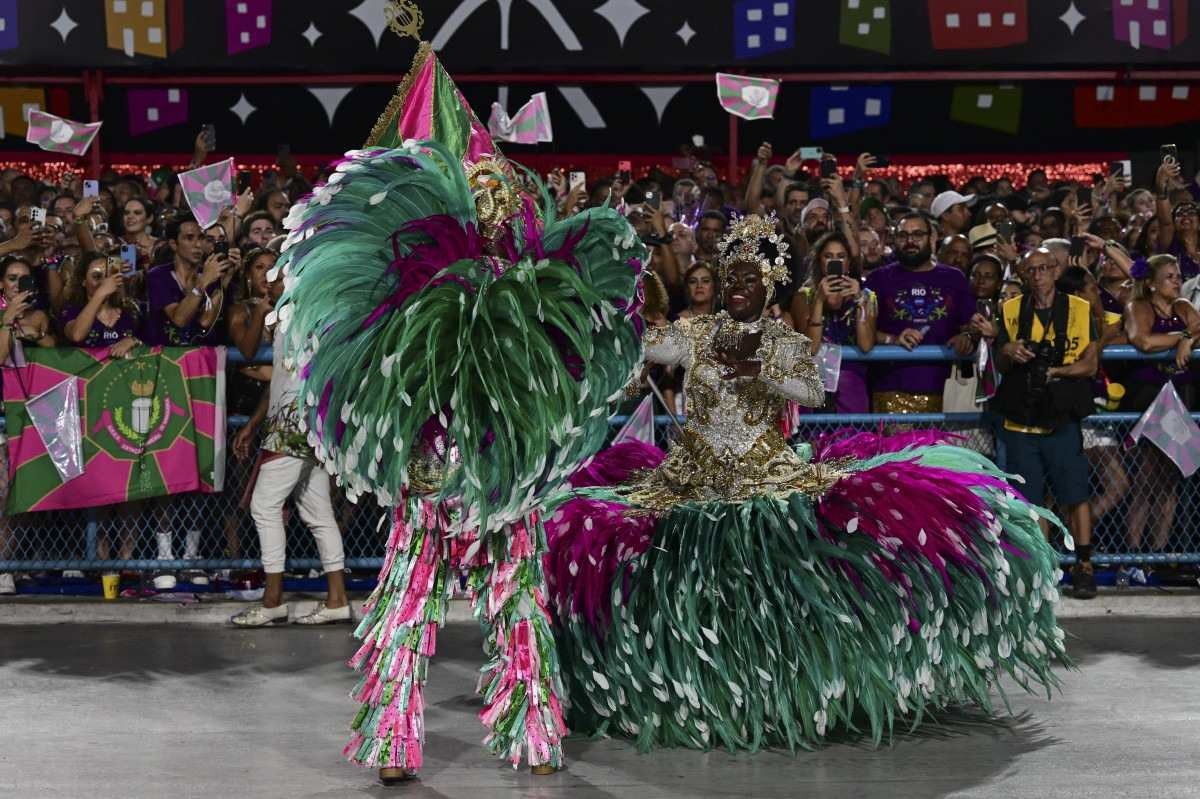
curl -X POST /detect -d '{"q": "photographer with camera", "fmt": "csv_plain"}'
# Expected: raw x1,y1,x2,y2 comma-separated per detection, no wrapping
993,247,1098,598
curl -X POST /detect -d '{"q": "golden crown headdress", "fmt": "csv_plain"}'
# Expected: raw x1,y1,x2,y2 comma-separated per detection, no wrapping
715,213,791,289
465,158,523,237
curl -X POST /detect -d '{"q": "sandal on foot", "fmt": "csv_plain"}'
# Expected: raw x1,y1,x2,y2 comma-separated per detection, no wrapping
379,767,416,786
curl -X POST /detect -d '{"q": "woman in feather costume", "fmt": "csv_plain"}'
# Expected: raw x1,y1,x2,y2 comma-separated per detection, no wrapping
543,213,1072,752
271,127,648,782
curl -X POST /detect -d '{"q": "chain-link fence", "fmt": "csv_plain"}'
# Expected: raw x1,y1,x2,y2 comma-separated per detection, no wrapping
1,348,1197,573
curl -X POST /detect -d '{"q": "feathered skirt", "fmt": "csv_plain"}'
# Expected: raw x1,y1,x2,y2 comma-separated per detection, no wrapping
543,434,1070,752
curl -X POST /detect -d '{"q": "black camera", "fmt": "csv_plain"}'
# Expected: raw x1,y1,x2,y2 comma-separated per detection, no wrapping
1022,339,1057,404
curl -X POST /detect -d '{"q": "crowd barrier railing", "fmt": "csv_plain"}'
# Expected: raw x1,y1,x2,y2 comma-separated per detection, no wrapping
1,344,1198,575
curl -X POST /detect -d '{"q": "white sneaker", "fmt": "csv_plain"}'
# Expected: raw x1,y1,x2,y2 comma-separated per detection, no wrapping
0,573,15,595
182,569,210,586
152,572,177,591
293,602,352,625
230,604,290,627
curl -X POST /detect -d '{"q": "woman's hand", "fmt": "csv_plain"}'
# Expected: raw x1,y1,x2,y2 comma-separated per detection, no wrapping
2,291,31,326
108,336,139,360
233,186,254,217
74,196,97,219
854,152,877,178
1176,335,1193,370
822,174,848,209
838,275,861,299
713,349,762,380
95,274,123,301
968,312,999,339
546,168,566,197
815,275,841,305
1157,160,1182,193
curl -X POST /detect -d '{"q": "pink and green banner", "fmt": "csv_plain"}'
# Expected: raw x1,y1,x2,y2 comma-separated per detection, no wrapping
4,346,225,514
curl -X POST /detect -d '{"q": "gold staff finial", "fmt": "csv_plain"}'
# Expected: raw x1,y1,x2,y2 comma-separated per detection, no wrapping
386,0,425,42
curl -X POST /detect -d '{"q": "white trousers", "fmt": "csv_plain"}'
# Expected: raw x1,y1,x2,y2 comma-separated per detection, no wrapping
249,455,345,575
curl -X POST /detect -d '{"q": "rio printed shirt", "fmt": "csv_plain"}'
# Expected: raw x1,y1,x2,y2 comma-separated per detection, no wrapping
865,262,974,395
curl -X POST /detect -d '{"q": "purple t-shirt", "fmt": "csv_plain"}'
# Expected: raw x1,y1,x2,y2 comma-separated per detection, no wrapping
865,262,974,395
59,304,140,348
143,264,220,346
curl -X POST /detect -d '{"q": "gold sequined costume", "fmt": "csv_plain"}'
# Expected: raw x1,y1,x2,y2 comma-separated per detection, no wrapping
626,314,835,510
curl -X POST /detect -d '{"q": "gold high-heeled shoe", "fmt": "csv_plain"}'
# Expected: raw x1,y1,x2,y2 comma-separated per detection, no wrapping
378,767,416,785
531,763,559,776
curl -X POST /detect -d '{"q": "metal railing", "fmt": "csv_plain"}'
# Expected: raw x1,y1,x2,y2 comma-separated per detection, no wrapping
0,345,1197,574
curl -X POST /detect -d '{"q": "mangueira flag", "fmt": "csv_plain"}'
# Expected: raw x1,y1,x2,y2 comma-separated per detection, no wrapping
3,347,225,514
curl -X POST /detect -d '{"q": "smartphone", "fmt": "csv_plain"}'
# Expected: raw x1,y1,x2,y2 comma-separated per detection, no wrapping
820,159,838,178
212,240,230,257
644,190,660,210
237,170,253,193
29,207,46,228
1162,143,1179,164
16,275,37,295
569,170,586,191
798,146,824,160
1068,236,1086,258
994,219,1014,242
83,179,99,198
871,155,891,168
618,160,632,183
201,123,216,151
826,258,845,278
120,243,138,269
976,298,994,320
105,256,123,276
1110,159,1132,182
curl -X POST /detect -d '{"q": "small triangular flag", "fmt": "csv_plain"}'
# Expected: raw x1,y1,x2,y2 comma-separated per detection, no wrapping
488,91,553,144
716,73,779,120
25,110,102,156
178,158,234,230
1126,382,1200,478
611,396,656,446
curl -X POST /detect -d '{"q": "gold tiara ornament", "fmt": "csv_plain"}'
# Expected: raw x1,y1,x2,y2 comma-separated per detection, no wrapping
715,213,791,288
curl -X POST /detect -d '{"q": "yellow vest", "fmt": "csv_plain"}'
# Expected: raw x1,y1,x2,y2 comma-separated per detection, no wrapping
1000,293,1094,433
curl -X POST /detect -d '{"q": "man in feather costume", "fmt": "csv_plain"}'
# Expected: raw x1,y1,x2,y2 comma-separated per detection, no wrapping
271,30,647,783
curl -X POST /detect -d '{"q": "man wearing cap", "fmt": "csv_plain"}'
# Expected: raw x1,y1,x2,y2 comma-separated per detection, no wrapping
800,198,832,243
932,190,976,238
968,223,998,253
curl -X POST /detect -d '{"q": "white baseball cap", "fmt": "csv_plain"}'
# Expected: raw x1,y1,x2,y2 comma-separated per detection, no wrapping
800,197,831,225
930,190,977,219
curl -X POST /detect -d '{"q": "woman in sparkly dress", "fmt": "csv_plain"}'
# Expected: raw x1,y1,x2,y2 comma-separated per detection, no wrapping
544,214,1071,752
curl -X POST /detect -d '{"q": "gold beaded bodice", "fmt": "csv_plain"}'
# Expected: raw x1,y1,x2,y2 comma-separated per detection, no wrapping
629,314,837,509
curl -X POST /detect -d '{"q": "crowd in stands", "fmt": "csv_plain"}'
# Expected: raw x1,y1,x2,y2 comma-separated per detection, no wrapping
0,131,1198,595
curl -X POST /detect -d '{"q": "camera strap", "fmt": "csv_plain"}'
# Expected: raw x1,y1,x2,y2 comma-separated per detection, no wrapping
1015,291,1070,366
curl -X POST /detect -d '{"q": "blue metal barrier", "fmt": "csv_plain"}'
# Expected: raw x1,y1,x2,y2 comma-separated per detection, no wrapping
2,345,1199,575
